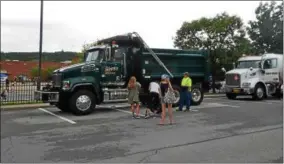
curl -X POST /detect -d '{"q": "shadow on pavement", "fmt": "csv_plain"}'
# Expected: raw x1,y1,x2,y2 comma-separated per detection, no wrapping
48,107,123,116
234,97,282,101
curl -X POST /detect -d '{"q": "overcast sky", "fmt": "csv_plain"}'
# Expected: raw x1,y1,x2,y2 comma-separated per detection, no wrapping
1,1,271,52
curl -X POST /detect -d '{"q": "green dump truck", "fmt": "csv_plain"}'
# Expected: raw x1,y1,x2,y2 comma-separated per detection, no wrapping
35,32,210,115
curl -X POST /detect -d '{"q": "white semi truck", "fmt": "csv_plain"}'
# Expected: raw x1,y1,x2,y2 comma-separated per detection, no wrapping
224,53,283,100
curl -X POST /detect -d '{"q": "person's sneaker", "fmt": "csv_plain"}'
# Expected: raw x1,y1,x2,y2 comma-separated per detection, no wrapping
184,109,190,112
136,115,141,119
144,115,150,119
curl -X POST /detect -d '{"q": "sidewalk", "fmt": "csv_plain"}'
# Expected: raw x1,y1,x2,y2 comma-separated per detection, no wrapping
1,94,225,111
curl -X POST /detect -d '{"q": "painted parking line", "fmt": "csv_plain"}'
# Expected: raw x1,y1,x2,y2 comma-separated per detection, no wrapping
38,108,76,124
176,103,240,112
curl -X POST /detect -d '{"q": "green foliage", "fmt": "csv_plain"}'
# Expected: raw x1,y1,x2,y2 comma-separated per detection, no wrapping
174,12,249,74
174,12,252,92
174,12,246,51
72,52,84,64
30,67,39,78
30,66,58,81
247,1,283,54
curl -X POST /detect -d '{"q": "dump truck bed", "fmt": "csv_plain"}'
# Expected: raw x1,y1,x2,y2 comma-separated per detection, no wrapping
142,48,209,79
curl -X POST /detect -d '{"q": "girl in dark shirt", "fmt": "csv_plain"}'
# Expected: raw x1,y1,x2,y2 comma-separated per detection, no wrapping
159,74,174,125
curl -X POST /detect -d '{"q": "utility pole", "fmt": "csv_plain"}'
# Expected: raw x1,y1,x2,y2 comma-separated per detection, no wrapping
37,0,44,90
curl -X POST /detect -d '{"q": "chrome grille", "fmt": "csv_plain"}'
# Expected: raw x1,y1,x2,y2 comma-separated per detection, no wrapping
52,73,62,87
225,74,240,86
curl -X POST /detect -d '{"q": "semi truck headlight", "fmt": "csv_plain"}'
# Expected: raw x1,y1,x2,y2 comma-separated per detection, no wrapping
242,82,251,87
62,81,70,90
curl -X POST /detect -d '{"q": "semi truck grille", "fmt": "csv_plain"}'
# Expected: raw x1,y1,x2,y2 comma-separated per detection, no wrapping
52,73,62,87
226,74,240,86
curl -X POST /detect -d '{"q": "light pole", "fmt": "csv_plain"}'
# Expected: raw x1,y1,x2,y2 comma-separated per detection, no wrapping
37,0,44,90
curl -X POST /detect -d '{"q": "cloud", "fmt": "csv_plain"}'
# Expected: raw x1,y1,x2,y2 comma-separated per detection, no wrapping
1,1,272,52
1,19,87,52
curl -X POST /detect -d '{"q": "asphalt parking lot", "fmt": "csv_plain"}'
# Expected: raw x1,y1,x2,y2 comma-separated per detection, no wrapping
1,97,283,163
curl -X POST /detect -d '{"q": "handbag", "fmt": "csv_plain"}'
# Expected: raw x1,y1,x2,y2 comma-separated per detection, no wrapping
164,87,177,104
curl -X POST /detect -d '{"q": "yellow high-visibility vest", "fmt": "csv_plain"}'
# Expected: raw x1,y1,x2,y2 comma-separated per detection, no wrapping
181,77,192,91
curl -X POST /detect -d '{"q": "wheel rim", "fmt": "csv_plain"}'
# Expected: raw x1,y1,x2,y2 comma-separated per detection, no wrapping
256,87,264,98
173,90,180,104
192,89,201,102
76,95,91,111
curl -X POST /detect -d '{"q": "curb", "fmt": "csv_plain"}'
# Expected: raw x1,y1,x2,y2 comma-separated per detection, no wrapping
1,103,50,111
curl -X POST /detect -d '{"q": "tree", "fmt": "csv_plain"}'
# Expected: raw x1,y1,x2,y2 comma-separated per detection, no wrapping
247,1,283,54
30,66,58,81
174,12,248,93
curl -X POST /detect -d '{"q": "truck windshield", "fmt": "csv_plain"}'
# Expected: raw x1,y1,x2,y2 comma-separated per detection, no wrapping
236,60,260,69
85,49,102,62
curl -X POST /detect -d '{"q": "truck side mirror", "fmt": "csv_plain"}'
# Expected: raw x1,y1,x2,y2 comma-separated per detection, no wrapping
221,67,226,73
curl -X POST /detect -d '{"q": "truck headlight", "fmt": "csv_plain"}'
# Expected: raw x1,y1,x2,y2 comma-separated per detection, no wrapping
62,81,70,90
242,82,251,87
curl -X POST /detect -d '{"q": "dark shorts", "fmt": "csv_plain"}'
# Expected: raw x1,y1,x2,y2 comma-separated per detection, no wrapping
146,92,160,112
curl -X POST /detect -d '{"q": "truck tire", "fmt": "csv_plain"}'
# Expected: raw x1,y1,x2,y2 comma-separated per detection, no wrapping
252,84,265,100
226,93,237,100
55,102,69,112
55,94,70,112
172,85,181,107
69,90,96,116
191,87,203,105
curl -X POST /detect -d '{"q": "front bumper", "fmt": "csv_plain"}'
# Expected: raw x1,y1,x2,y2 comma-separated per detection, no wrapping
34,90,59,103
225,86,254,95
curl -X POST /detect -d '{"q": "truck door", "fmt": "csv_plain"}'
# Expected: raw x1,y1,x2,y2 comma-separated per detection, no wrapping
262,58,279,83
100,47,124,86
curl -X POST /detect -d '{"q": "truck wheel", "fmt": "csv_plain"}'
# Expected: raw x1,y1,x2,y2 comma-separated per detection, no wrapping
191,87,203,105
226,93,237,100
69,90,96,115
55,102,69,112
253,84,265,100
172,85,181,107
55,94,70,112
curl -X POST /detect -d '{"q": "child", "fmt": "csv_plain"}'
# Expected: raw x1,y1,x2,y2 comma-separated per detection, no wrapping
128,76,141,118
0,89,8,100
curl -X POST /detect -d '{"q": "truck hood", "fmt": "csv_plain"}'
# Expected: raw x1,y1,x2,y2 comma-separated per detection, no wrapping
226,68,259,75
54,63,85,73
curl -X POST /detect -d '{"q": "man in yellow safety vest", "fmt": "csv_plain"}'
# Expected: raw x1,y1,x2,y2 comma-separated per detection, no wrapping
177,72,192,112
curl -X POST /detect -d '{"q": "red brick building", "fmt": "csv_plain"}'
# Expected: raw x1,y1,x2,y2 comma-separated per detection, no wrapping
0,61,70,80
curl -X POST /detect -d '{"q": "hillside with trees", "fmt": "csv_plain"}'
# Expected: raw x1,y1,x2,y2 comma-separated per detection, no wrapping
0,51,78,62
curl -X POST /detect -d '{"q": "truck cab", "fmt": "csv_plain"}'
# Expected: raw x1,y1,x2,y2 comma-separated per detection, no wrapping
225,53,283,100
